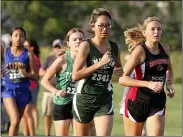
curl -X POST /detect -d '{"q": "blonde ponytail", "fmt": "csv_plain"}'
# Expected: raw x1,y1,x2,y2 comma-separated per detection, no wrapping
124,26,145,52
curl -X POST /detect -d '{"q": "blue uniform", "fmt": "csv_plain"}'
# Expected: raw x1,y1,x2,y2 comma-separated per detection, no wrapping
2,47,31,108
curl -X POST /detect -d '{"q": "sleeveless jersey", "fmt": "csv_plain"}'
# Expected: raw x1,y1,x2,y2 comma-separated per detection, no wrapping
76,39,119,95
54,51,75,105
127,42,169,101
3,47,30,88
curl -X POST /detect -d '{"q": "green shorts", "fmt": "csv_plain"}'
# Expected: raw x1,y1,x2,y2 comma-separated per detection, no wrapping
72,93,114,123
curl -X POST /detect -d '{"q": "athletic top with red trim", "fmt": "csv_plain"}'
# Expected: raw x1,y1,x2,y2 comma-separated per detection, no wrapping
127,42,169,102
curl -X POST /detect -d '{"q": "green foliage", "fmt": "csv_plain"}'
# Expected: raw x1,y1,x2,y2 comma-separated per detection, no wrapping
1,1,182,50
101,1,182,50
43,18,62,37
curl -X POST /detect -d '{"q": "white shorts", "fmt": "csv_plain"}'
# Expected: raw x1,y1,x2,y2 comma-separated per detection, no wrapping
42,92,54,116
119,87,131,115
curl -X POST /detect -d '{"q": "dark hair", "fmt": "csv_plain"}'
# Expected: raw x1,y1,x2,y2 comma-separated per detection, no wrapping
89,8,112,24
26,39,40,57
10,27,26,38
88,8,112,34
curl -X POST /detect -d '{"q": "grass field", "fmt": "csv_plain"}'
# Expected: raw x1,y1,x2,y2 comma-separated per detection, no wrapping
2,83,182,136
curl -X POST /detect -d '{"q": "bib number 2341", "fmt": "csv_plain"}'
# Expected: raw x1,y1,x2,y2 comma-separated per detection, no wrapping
92,73,110,82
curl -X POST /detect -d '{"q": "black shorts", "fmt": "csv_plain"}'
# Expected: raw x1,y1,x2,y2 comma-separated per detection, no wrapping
53,102,73,121
124,98,166,122
72,93,114,124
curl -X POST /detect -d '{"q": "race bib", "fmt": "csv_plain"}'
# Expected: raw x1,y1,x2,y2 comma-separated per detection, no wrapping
91,73,110,82
9,69,25,83
65,81,76,94
148,75,166,85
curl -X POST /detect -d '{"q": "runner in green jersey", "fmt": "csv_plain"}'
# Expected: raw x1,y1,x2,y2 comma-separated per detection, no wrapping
72,8,123,136
41,28,84,136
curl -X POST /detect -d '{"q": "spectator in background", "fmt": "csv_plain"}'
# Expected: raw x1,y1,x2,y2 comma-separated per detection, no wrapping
39,39,63,136
21,39,41,135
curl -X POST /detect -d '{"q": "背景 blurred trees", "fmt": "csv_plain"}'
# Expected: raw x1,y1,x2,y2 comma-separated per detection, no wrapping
1,1,182,50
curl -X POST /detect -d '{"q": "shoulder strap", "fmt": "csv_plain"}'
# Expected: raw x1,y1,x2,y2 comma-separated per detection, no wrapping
158,43,169,58
158,43,165,53
109,40,118,56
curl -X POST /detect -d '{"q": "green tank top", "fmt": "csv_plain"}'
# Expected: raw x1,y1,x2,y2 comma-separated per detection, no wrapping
53,51,75,105
76,39,119,95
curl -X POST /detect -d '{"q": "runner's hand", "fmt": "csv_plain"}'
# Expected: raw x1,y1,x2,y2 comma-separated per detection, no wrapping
99,50,111,67
55,90,67,97
147,81,163,93
166,82,175,98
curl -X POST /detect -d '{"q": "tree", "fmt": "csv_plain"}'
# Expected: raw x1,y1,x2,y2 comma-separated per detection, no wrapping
1,1,181,50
